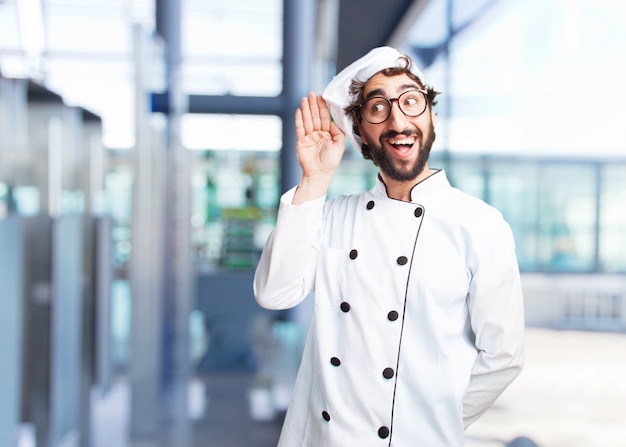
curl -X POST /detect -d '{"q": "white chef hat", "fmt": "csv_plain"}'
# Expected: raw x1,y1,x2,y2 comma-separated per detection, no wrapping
322,46,426,152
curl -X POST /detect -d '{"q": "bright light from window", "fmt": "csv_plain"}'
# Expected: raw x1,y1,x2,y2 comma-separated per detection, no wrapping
406,0,626,157
16,0,45,54
181,114,282,151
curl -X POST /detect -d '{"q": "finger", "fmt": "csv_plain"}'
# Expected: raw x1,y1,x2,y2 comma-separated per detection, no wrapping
300,95,314,135
317,95,331,132
308,91,322,131
295,107,305,140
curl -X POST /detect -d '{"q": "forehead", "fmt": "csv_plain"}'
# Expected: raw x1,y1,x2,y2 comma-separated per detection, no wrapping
363,72,421,97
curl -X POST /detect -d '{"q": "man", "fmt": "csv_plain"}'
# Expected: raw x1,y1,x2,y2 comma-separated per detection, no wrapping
254,46,525,446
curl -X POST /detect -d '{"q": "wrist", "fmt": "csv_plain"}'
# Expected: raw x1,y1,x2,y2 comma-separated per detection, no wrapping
293,175,333,205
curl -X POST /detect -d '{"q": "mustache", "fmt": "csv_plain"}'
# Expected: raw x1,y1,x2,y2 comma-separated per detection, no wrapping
380,129,422,140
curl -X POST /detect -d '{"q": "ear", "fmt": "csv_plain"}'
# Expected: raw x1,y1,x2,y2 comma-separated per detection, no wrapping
430,109,438,127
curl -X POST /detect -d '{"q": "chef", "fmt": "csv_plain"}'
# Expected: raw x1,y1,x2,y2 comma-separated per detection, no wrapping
254,46,525,446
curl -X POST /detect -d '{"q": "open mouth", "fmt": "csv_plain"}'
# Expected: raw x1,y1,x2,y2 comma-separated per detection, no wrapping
387,136,416,155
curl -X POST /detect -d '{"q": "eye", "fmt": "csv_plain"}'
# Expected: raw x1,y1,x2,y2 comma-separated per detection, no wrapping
367,99,388,114
402,94,420,107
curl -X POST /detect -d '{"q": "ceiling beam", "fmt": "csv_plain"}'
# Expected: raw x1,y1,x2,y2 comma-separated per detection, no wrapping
335,0,427,71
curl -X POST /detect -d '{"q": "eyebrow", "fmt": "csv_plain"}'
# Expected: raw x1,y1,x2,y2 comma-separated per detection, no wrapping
364,83,421,100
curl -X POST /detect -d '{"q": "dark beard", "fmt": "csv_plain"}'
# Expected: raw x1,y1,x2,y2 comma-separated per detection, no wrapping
368,123,436,182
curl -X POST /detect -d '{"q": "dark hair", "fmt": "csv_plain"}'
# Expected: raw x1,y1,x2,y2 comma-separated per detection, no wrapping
343,55,440,160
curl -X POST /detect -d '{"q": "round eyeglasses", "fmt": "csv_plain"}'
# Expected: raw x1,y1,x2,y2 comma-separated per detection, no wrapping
359,89,428,124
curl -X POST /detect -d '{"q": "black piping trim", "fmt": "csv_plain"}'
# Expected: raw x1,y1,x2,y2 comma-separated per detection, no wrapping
387,203,425,446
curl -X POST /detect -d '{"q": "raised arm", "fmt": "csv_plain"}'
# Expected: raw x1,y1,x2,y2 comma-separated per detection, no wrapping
254,93,345,310
292,92,345,205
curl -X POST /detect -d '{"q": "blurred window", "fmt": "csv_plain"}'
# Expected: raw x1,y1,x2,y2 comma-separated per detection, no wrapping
189,149,279,271
181,0,283,97
534,164,597,272
599,164,626,272
407,0,626,159
484,160,540,272
437,156,626,273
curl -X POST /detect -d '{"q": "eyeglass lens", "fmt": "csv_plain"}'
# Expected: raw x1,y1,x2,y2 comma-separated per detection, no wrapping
362,90,427,124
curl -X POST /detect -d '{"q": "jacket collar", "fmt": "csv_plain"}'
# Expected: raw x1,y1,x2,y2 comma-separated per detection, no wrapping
373,169,450,204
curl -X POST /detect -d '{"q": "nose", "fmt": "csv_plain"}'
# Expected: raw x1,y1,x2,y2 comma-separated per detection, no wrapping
386,99,411,129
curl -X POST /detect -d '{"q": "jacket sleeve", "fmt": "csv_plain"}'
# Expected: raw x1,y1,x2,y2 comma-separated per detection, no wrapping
463,215,525,428
253,187,325,310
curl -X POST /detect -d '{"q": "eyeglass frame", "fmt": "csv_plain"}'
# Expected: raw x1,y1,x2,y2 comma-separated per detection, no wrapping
357,89,429,124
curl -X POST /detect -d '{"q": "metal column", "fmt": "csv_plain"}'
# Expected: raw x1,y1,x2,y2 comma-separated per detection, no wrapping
281,0,316,193
129,24,164,439
157,0,194,443
0,217,24,447
126,0,194,445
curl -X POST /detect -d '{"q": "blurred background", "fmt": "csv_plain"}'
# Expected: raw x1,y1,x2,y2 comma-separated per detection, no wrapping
0,0,625,446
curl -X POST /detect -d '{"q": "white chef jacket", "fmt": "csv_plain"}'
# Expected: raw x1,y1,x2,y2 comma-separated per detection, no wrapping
254,169,525,447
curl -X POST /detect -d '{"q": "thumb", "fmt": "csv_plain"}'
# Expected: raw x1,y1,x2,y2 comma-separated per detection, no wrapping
330,121,345,142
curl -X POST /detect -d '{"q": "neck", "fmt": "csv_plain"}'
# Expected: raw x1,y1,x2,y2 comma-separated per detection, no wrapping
380,165,433,201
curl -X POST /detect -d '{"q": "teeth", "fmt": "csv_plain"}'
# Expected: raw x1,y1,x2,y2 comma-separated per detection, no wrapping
390,138,414,145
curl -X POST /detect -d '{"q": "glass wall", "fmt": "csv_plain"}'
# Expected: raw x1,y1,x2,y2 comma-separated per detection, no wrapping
600,164,626,272
183,139,626,276
534,163,597,272
430,154,626,274
190,149,280,271
180,111,282,271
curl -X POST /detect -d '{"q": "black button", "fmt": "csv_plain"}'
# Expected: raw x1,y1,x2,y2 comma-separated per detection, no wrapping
387,311,399,321
383,367,395,379
366,200,375,210
340,302,351,313
378,426,390,439
396,256,408,265
330,357,341,367
322,411,331,421
349,249,358,260
414,207,423,218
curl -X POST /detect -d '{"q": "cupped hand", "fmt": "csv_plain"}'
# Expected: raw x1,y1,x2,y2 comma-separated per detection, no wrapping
295,92,345,181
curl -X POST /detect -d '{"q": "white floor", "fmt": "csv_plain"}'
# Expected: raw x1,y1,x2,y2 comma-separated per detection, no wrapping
88,327,626,447
91,380,131,447
465,328,626,447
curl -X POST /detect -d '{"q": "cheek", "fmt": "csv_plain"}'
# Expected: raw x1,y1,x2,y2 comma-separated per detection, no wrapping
359,125,379,146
